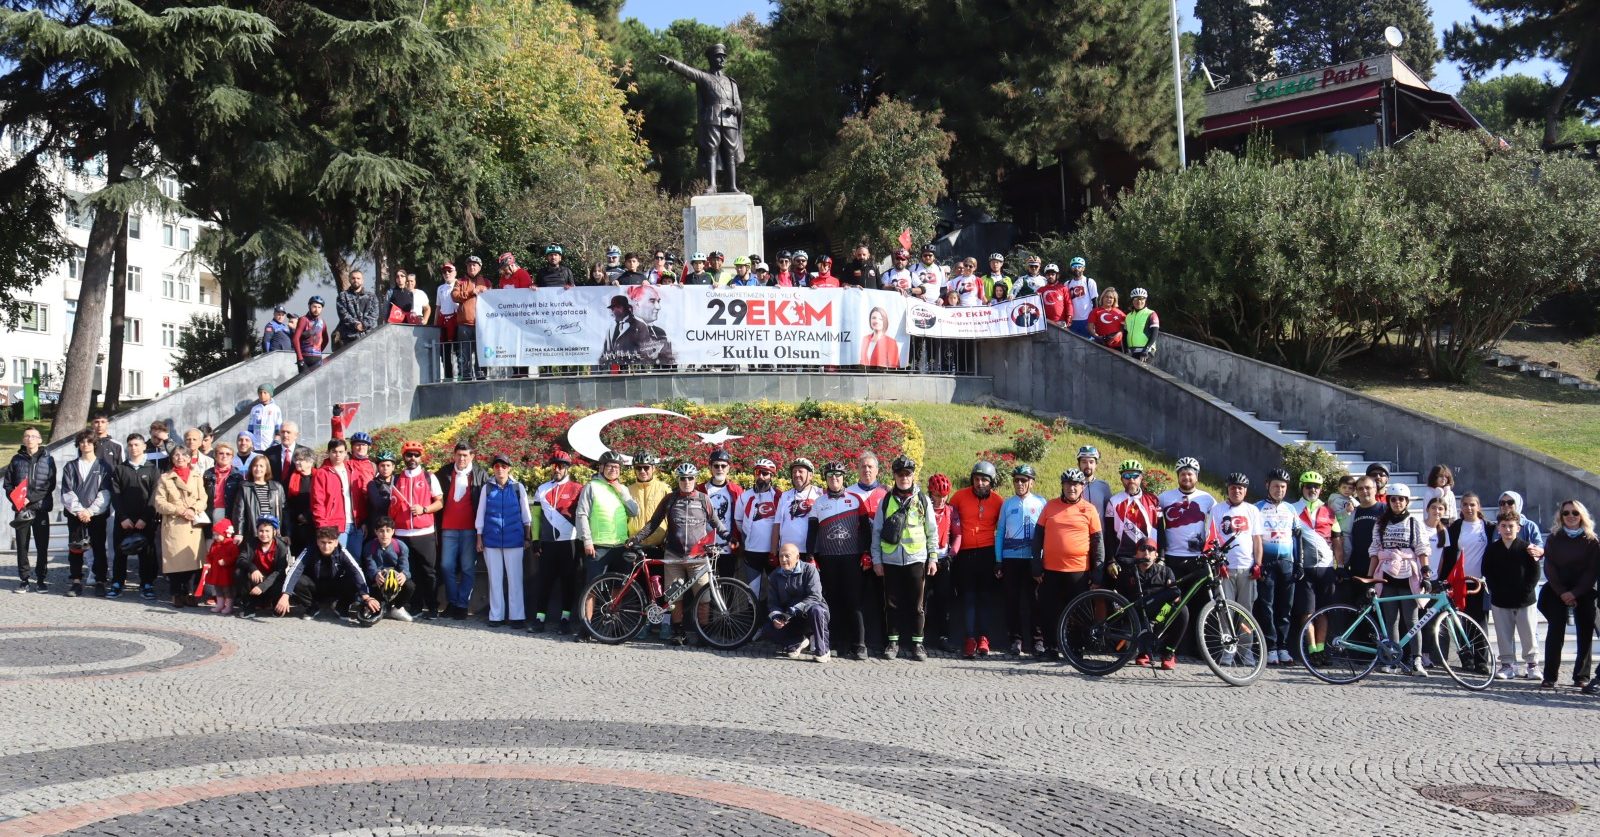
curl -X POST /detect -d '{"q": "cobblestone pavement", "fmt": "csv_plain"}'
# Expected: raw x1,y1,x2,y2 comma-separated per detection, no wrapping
0,590,1595,836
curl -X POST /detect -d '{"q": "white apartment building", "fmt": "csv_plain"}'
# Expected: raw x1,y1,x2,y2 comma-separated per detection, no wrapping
1,128,222,406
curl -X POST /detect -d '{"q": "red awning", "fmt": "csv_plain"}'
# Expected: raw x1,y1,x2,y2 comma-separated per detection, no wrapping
1201,82,1383,138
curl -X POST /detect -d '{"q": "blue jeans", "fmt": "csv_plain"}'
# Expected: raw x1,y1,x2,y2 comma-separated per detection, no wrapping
345,527,366,565
440,529,478,609
1254,557,1296,652
1069,320,1091,337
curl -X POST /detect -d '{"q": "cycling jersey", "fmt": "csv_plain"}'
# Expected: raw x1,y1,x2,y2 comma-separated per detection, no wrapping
775,484,822,553
1158,488,1216,557
1039,285,1068,322
995,492,1046,561
634,490,726,562
733,485,780,553
949,274,983,306
1083,479,1112,518
534,477,581,543
700,479,743,550
848,481,887,518
1125,307,1160,349
1033,497,1103,573
1107,490,1162,556
948,487,1002,551
807,490,868,557
1208,501,1262,571
1066,277,1097,322
1292,498,1340,568
1256,499,1300,563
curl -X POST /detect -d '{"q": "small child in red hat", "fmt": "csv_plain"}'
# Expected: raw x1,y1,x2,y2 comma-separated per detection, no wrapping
200,519,241,615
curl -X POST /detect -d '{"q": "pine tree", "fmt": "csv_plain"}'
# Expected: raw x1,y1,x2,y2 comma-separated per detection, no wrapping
1269,0,1442,79
1447,1,1600,148
1196,0,1276,84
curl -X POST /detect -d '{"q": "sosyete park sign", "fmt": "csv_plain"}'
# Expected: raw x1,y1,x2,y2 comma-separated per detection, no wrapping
1248,60,1375,103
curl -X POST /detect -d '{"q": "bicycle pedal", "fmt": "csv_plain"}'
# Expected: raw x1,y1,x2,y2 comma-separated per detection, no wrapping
646,605,666,625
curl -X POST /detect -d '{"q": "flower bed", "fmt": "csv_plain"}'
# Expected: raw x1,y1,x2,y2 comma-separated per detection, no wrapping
371,398,925,487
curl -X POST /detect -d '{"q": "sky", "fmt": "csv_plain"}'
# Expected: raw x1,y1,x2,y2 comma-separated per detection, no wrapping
618,0,1559,94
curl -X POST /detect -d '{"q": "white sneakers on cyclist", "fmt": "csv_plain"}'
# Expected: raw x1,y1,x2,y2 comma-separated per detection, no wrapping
814,650,830,663
1521,663,1539,679
388,606,413,623
1496,664,1515,680
782,638,810,659
1270,650,1291,665
1409,658,1429,677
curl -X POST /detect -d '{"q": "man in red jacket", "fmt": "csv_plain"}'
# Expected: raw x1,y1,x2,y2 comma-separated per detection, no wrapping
311,439,356,551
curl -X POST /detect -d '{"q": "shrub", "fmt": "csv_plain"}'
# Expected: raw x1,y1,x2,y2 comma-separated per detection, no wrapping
1010,422,1053,462
1282,442,1348,489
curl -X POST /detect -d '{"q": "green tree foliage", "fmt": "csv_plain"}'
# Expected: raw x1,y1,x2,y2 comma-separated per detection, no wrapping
1371,127,1600,381
1066,129,1600,382
0,148,71,328
1195,0,1276,84
171,313,231,384
808,97,952,252
1065,142,1433,377
1266,0,1442,79
1458,75,1600,143
1446,1,1600,148
615,16,774,197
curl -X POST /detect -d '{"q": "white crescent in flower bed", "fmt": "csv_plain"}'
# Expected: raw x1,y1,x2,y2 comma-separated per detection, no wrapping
566,407,743,465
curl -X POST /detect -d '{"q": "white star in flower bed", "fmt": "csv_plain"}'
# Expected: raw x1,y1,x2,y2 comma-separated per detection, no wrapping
695,427,743,446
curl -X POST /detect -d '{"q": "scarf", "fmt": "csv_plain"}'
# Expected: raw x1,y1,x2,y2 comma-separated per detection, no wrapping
173,465,192,482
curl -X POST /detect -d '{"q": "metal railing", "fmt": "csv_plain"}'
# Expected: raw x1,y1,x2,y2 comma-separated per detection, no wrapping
427,336,981,381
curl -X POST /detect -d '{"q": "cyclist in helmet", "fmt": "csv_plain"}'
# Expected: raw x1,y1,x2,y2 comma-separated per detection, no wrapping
1107,459,1161,560
1209,474,1264,666
1032,469,1105,661
1158,456,1216,577
1256,468,1304,665
361,515,414,622
733,458,782,596
627,451,670,566
772,458,821,567
1076,446,1111,517
870,455,938,661
1123,287,1159,362
574,451,641,641
924,473,956,651
1292,471,1343,663
808,461,872,659
996,464,1046,656
530,451,582,635
701,449,743,579
631,462,730,646
949,461,1004,658
237,515,291,618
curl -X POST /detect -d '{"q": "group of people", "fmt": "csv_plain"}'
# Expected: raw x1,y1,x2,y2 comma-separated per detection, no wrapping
256,242,1161,382
13,398,1595,688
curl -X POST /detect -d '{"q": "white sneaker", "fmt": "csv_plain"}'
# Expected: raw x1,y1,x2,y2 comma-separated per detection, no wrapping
388,606,413,623
1521,663,1538,680
784,638,811,659
1274,650,1290,665
1409,659,1429,677
1496,665,1515,681
813,650,830,663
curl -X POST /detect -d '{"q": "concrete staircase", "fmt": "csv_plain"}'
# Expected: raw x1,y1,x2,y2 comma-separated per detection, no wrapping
1211,398,1428,500
1486,351,1600,392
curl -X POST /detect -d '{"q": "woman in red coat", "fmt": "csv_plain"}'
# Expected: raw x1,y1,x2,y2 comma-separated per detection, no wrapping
859,306,901,369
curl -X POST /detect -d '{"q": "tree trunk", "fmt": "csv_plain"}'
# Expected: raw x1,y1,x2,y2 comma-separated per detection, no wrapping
51,141,127,442
1544,36,1593,148
325,247,352,292
104,213,129,413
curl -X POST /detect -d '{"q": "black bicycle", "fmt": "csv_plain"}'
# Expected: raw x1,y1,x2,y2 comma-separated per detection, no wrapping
1059,536,1268,686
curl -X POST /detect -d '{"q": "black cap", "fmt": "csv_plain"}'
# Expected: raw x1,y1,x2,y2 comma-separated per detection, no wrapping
491,453,513,467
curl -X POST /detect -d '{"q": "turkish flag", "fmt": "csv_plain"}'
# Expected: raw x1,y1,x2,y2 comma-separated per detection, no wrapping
898,228,913,252
8,480,27,511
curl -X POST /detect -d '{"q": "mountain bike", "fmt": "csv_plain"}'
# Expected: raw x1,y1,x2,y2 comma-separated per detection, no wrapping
1058,536,1267,686
1300,576,1495,690
579,545,760,649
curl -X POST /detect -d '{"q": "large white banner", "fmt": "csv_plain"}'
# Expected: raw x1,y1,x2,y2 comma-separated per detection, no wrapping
476,285,1039,368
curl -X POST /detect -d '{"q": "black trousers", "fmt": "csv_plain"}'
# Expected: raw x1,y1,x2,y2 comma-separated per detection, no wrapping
112,518,158,586
14,517,49,582
1539,590,1597,684
529,540,581,619
1038,570,1091,652
818,554,865,651
289,573,361,614
882,561,929,645
402,533,441,614
236,571,284,612
1001,559,1038,643
69,514,110,583
375,577,416,607
924,555,955,641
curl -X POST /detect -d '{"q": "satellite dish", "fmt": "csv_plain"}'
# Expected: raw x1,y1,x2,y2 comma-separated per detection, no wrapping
1384,26,1404,48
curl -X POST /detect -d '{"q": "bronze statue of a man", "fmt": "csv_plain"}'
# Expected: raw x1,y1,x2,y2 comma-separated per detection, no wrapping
659,43,743,194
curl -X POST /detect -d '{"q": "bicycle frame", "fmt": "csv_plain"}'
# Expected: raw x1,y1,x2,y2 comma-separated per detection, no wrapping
1100,557,1223,648
607,549,728,614
1334,588,1461,662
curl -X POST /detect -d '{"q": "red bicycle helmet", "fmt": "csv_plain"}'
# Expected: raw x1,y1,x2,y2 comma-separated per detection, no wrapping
927,473,952,497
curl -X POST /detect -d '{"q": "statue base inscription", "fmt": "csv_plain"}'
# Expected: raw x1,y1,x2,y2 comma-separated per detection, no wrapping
685,193,764,263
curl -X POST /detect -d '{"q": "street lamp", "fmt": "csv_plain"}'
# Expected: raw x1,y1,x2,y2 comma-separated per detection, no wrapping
1169,0,1186,168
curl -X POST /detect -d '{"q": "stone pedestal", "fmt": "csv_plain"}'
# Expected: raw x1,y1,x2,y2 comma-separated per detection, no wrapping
684,193,764,261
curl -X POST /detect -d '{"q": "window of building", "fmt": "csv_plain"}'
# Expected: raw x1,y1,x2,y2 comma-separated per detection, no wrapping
178,227,191,250
161,322,178,348
127,214,141,240
126,318,142,345
162,273,176,299
162,223,174,247
178,274,193,302
199,282,213,305
126,266,142,293
9,359,25,384
8,131,34,154
65,300,76,337
158,177,178,199
124,369,142,398
65,198,92,230
67,246,86,280
17,302,47,333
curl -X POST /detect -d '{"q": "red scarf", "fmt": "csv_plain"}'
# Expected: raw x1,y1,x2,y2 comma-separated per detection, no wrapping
173,465,192,482
254,541,278,572
212,466,230,508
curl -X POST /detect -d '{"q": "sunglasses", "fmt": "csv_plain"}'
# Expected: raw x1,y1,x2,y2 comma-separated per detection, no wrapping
755,469,775,477
1499,500,1516,505
1562,509,1581,517
634,465,652,470
711,462,729,468
1120,472,1142,480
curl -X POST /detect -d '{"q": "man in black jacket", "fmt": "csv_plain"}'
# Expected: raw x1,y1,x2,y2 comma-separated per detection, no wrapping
61,430,113,596
4,427,57,591
90,411,122,466
109,434,162,599
264,421,313,485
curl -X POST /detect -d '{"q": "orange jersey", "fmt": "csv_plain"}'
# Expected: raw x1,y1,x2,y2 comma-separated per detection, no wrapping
948,487,1003,551
1039,497,1102,572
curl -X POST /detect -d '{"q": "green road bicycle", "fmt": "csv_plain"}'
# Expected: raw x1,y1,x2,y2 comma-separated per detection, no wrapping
1300,576,1496,691
1060,536,1267,687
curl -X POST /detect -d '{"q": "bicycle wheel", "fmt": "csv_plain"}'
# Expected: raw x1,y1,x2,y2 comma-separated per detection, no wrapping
1058,589,1139,676
1433,610,1496,691
692,577,759,649
1299,605,1380,684
1196,598,1267,686
580,573,649,644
